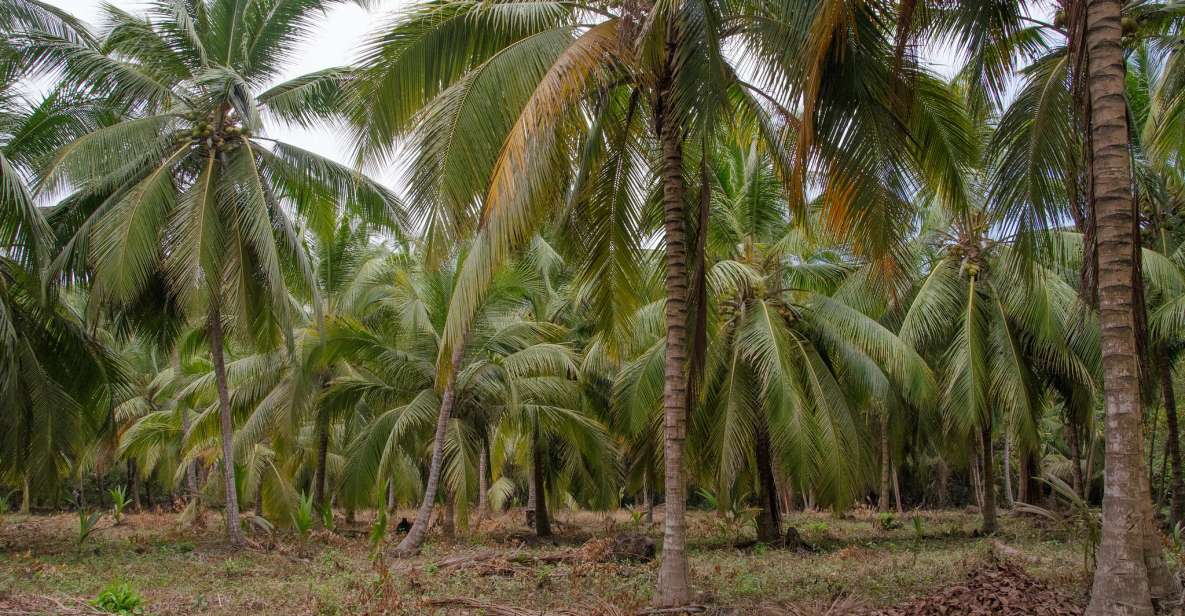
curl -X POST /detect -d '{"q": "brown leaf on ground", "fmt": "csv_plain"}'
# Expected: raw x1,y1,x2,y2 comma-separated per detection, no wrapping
862,560,1084,616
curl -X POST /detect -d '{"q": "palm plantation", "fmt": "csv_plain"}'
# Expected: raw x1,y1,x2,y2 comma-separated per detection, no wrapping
3,0,1185,613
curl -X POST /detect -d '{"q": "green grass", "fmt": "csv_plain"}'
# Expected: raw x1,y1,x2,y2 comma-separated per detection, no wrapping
0,509,1091,615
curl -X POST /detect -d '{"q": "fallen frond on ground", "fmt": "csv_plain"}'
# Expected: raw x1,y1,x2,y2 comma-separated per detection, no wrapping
863,560,1083,615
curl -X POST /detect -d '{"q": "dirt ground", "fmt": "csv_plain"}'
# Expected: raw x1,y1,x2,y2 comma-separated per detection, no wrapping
0,507,1096,615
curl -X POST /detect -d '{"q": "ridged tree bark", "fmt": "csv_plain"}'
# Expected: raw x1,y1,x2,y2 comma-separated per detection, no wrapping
476,439,490,528
208,301,244,546
313,412,330,520
654,44,692,607
395,343,465,555
754,417,781,543
879,412,891,513
1164,367,1185,528
1085,0,1168,608
128,460,141,511
979,421,997,534
1002,431,1014,508
531,425,551,538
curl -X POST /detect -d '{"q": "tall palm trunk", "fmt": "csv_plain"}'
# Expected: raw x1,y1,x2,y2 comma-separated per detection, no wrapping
313,413,330,519
395,343,465,555
20,473,30,514
1002,431,1015,508
1085,0,1171,608
979,421,997,534
879,412,891,513
476,439,490,528
654,55,692,608
1164,367,1185,528
208,301,244,546
754,416,781,543
128,460,141,512
531,425,551,538
1067,418,1086,499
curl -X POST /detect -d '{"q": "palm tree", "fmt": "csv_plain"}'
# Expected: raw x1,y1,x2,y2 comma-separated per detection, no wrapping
352,0,962,600
37,0,402,545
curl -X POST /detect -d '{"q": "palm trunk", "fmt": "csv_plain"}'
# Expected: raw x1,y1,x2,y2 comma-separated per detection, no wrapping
754,416,781,543
1067,419,1086,500
313,413,330,520
879,412,891,513
395,343,465,555
531,426,551,538
208,301,244,546
970,449,983,509
1085,0,1172,608
443,490,455,539
387,480,396,512
476,439,490,528
892,464,904,514
1003,431,1014,508
128,460,142,512
1165,367,1185,528
643,469,655,522
20,473,31,514
654,64,692,607
935,459,950,508
980,422,997,534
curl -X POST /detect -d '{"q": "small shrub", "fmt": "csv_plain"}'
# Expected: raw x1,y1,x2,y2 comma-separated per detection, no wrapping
369,508,388,559
803,521,830,534
321,503,335,531
109,486,130,525
292,492,315,542
78,509,104,550
911,515,925,542
876,511,902,530
92,582,144,615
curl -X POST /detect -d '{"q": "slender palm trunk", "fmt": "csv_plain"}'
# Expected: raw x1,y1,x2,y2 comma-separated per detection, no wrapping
1085,0,1172,608
313,413,330,520
1165,367,1185,528
476,439,490,528
980,422,997,534
443,490,455,539
654,54,692,608
128,460,142,512
208,302,244,546
642,470,654,522
1068,419,1086,499
1003,431,1015,508
971,449,984,509
395,343,465,555
20,473,30,514
892,465,904,514
879,412,891,513
531,426,551,538
754,416,780,543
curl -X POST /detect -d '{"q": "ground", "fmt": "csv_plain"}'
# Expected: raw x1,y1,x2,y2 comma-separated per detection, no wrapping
0,507,1096,615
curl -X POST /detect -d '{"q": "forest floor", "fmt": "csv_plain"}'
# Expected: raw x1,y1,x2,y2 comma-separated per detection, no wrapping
0,507,1097,615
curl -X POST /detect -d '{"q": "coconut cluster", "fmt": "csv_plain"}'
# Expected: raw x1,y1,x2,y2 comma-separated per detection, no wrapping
177,111,252,153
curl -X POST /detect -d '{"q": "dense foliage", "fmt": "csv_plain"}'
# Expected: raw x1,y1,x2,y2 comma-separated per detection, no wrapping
2,0,1185,611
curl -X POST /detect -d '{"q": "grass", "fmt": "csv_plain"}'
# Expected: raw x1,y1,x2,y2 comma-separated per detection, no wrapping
0,507,1091,615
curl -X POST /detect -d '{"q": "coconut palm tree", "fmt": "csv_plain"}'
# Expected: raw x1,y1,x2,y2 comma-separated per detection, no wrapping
351,0,966,600
35,0,403,545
